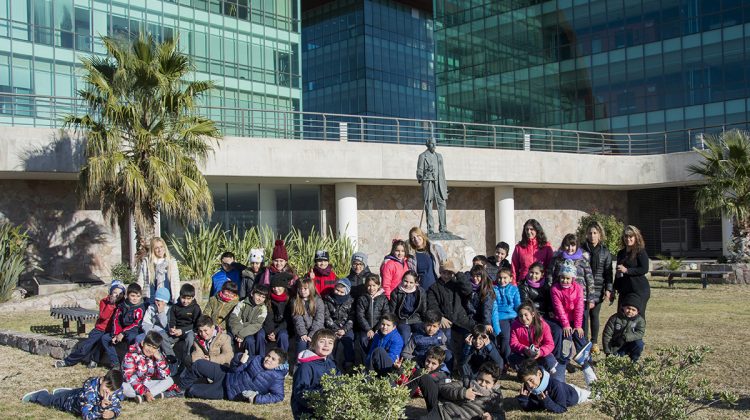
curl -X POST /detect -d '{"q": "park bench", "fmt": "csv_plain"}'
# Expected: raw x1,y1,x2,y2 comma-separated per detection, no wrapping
650,269,733,289
50,305,99,335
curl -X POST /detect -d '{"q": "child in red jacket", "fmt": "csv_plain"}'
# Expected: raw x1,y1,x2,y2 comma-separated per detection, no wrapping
309,250,337,296
54,281,126,368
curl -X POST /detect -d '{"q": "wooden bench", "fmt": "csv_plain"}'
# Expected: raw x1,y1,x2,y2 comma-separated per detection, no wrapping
50,305,99,335
650,270,732,289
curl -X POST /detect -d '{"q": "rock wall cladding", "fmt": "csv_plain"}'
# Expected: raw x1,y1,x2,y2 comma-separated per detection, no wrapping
357,185,495,266
0,179,121,280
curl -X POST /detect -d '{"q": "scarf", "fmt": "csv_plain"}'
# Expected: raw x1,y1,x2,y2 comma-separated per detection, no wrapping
561,248,583,260
531,369,550,395
525,278,542,289
399,283,417,294
313,265,333,277
195,326,219,351
471,281,481,292
217,290,235,303
385,254,404,264
270,291,288,303
332,293,350,305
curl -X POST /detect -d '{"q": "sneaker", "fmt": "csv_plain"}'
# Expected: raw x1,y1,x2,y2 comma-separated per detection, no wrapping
591,343,601,355
566,363,576,373
133,395,143,404
87,361,98,369
53,360,68,368
22,389,48,403
548,361,558,375
52,388,73,395
583,366,598,386
561,339,574,360
574,342,593,366
163,390,185,399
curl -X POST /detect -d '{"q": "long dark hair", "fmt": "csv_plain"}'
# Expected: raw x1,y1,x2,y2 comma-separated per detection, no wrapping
517,301,543,345
519,219,548,249
469,265,495,302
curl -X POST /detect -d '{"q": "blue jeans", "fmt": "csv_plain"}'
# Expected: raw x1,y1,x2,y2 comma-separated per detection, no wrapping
101,329,138,367
397,323,421,346
243,329,266,358
544,317,565,363
508,352,557,373
334,330,355,366
617,339,644,362
495,319,512,361
28,389,78,411
64,329,106,366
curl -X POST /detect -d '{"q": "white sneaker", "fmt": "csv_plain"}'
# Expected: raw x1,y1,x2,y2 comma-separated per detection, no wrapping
52,388,73,395
583,366,598,386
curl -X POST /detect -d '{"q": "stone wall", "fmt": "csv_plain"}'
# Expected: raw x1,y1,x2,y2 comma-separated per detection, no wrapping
0,180,122,282
0,330,78,359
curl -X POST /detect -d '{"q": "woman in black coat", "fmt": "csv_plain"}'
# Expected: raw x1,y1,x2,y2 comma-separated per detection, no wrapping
614,225,651,318
580,221,614,353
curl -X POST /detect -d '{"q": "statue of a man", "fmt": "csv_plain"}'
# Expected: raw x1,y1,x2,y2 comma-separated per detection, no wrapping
416,137,448,234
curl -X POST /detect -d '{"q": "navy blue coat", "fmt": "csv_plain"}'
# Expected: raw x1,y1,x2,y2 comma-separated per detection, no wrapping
517,376,579,413
460,342,504,387
291,352,338,419
224,354,288,403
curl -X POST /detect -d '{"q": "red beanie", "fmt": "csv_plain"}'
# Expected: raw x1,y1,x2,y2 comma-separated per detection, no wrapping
272,239,288,261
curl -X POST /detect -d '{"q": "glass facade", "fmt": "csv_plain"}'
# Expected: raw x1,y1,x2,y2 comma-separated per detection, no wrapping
435,0,750,136
302,0,435,119
0,0,302,133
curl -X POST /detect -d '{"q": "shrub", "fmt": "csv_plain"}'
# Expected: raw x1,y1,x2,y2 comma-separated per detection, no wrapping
0,222,29,302
110,262,136,284
306,364,412,420
591,346,737,420
576,211,625,255
168,224,224,292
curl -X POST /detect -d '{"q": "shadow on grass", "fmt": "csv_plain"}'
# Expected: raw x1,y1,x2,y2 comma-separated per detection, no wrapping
185,401,263,420
709,394,750,411
30,325,64,336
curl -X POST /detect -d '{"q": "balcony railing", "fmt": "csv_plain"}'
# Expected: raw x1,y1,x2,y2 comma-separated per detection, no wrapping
0,93,747,155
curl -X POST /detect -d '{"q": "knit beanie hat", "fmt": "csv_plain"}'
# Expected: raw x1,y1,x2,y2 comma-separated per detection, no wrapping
109,280,126,295
248,248,264,263
272,240,288,261
335,278,352,295
314,250,330,262
620,293,642,313
271,272,293,289
351,252,368,266
154,287,171,303
559,260,577,279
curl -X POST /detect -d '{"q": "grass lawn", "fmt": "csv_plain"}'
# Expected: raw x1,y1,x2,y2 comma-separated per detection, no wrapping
1,279,749,419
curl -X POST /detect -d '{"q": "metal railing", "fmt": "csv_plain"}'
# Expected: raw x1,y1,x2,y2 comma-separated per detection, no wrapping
0,93,747,155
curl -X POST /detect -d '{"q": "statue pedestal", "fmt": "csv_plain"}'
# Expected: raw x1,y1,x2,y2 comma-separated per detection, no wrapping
432,238,476,272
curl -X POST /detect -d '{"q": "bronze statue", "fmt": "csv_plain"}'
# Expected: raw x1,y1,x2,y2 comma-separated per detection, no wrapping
416,138,449,234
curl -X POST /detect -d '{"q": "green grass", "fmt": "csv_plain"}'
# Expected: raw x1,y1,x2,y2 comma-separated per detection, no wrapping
1,280,749,419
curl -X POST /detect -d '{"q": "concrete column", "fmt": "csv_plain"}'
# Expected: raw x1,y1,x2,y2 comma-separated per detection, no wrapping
494,186,515,256
335,183,358,250
722,214,734,257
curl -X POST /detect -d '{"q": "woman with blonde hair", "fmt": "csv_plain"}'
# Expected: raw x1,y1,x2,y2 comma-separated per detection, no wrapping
580,221,614,354
137,237,181,304
408,227,446,291
614,225,651,318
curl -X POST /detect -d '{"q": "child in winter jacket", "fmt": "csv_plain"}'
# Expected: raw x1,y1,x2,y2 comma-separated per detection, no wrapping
183,348,288,403
602,293,646,362
203,281,239,331
210,251,245,297
191,315,234,366
380,239,410,299
291,329,339,419
517,359,591,413
356,273,389,357
310,250,338,296
427,260,475,343
138,287,175,358
366,313,404,375
435,361,505,420
347,252,371,301
168,283,202,362
401,310,452,368
509,302,557,373
121,331,175,403
547,234,595,339
460,324,504,387
487,241,512,281
518,262,553,318
389,270,427,344
396,346,451,415
55,281,126,368
229,284,269,357
264,273,293,352
467,265,495,327
292,278,326,353
323,278,355,371
491,268,521,360
240,248,265,299
103,283,145,367
22,369,125,420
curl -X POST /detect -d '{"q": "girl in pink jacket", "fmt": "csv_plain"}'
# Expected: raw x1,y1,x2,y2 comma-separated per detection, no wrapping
380,239,410,299
509,302,557,374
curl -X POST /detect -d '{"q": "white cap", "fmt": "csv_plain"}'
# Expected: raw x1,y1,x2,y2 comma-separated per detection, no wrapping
249,248,264,263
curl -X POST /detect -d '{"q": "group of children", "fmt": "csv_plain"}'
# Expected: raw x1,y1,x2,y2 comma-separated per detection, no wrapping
23,230,648,418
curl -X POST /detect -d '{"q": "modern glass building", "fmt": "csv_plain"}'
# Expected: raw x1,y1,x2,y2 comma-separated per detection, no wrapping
434,0,750,139
0,0,302,133
302,0,435,119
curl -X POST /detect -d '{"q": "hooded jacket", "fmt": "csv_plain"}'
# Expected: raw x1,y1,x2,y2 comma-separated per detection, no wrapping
427,272,474,331
602,312,646,354
438,380,505,420
511,238,553,284
467,286,495,327
191,327,233,366
291,350,338,419
264,292,291,336
323,293,354,333
389,286,427,325
312,267,338,297
355,289,389,332
491,284,521,335
460,342,503,387
94,297,119,333
113,299,145,336
347,266,371,302
225,353,289,403
203,293,239,330
141,303,170,335
292,296,325,337
210,263,245,297
580,241,614,303
122,342,170,396
62,376,124,420
228,298,268,339
380,255,410,299
546,250,595,302
509,318,554,358
550,282,584,329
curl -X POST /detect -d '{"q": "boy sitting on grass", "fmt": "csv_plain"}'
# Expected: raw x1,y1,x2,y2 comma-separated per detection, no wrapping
516,359,591,413
602,293,646,362
291,328,338,420
23,368,125,419
434,361,505,420
122,331,177,403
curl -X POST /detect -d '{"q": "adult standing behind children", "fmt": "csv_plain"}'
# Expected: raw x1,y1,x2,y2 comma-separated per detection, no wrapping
580,221,614,354
137,237,181,304
409,227,446,291
511,219,554,285
614,225,651,318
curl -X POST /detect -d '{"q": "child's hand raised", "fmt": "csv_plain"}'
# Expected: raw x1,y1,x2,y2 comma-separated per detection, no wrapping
464,334,473,345
393,357,403,369
464,387,476,401
240,349,250,364
519,386,530,397
481,413,492,420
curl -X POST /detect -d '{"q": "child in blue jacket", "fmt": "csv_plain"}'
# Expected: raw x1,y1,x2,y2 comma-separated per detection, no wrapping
291,329,339,419
460,324,504,387
23,369,124,419
366,313,404,375
516,359,591,413
491,268,521,361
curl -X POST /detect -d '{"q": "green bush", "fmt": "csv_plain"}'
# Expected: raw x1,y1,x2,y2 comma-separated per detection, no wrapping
576,211,625,255
592,346,737,420
306,365,412,420
110,262,136,284
0,222,29,302
168,224,225,292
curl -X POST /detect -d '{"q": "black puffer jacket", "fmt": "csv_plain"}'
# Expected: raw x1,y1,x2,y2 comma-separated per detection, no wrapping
580,241,614,303
426,273,474,331
518,281,552,318
355,290,389,332
389,286,427,325
347,267,371,302
323,294,354,334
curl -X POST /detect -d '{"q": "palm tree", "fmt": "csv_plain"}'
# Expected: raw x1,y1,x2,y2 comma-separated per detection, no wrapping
64,33,220,253
688,129,750,261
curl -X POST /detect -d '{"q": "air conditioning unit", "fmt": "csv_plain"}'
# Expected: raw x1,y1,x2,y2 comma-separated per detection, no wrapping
699,219,722,250
660,218,689,252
